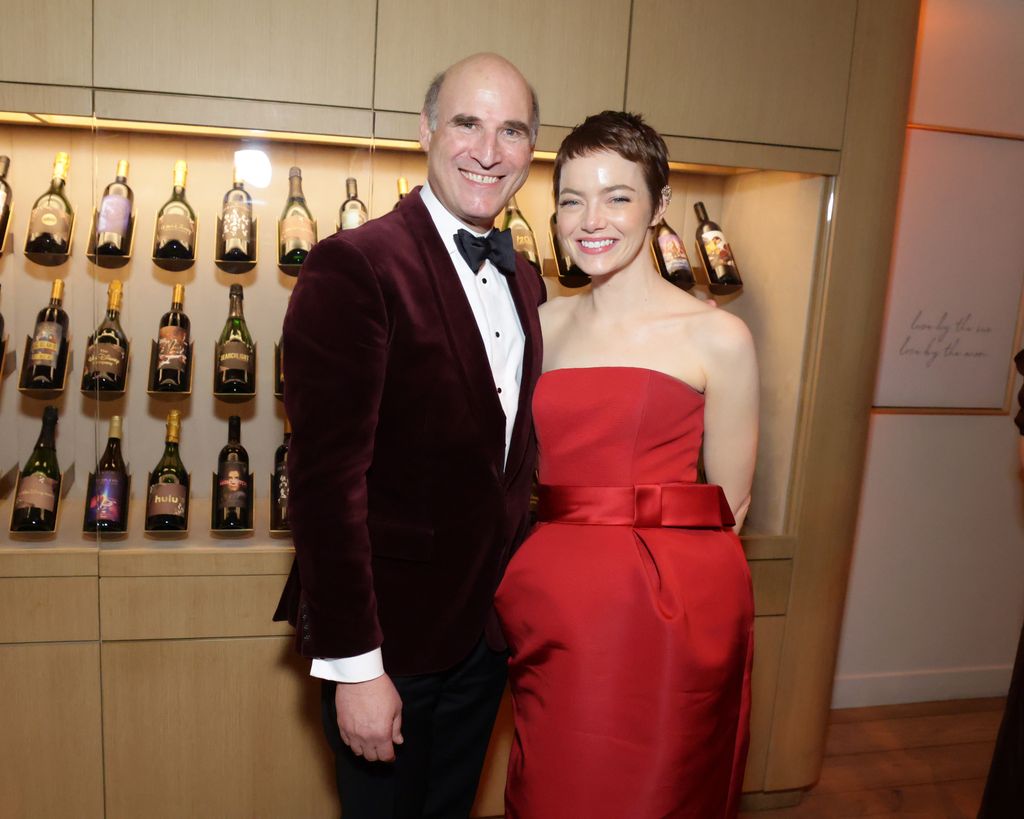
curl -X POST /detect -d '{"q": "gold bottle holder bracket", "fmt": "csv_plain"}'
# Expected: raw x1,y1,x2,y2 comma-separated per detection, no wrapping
273,340,283,398
0,205,14,256
85,209,137,268
8,462,75,539
0,334,14,382
210,471,255,536
23,212,76,266
276,218,317,277
143,472,191,538
212,341,256,401
151,215,198,272
268,473,290,537
17,335,72,396
214,216,258,274
82,470,131,538
146,339,195,396
79,334,131,397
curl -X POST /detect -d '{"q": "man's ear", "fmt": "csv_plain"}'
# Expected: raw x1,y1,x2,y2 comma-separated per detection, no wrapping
419,111,432,152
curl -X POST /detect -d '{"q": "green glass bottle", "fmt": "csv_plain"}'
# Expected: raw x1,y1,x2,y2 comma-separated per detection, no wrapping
215,284,255,394
26,152,73,254
279,166,316,266
154,161,196,260
83,279,129,392
502,195,540,273
12,406,61,532
145,410,189,531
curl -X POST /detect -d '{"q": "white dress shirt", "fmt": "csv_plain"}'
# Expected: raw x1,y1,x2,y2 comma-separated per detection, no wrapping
311,182,526,683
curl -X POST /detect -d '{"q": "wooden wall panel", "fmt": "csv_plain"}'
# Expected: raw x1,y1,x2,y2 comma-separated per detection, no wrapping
0,577,99,643
0,643,103,819
627,0,857,149
0,0,92,86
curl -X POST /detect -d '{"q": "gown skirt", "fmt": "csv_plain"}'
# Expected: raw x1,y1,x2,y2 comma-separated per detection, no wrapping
495,367,755,819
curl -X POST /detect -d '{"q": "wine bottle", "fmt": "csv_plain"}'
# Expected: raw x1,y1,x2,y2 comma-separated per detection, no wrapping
393,176,409,210
95,159,134,256
154,160,196,260
83,279,128,392
26,152,73,254
502,195,540,273
85,415,128,533
548,213,589,288
339,177,367,230
0,156,12,243
693,201,742,295
145,410,188,531
215,415,251,530
220,167,253,262
27,278,69,388
652,217,695,290
12,406,60,532
155,283,191,391
215,284,255,393
271,416,291,531
279,166,315,265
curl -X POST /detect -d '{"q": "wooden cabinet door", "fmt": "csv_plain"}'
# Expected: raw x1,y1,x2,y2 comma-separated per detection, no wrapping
627,0,857,150
0,0,92,86
93,0,375,109
374,0,631,128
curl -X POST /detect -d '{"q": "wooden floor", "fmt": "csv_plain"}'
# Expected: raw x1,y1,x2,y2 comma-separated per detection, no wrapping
740,697,1006,818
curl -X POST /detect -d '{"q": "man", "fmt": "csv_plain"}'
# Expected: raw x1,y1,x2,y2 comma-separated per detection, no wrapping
274,53,544,818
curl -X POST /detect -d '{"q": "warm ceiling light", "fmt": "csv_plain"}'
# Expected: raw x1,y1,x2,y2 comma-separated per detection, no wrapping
0,112,45,124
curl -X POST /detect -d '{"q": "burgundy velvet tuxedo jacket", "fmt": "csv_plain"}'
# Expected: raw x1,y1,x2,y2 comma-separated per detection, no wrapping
274,187,545,676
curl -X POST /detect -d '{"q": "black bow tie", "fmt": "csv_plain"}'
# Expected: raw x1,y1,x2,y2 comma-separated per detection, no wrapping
454,228,516,276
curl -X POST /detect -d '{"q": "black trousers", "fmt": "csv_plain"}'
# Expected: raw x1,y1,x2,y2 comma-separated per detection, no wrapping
321,636,508,819
978,617,1024,817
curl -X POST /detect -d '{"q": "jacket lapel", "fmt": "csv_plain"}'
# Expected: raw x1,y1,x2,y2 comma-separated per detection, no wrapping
399,190,506,465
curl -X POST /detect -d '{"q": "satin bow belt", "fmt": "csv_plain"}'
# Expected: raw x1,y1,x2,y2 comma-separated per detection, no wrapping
537,483,736,529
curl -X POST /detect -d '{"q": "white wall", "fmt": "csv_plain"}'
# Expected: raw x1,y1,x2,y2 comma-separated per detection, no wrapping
832,0,1024,708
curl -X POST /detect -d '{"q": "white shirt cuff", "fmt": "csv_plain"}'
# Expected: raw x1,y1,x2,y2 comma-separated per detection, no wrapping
310,648,385,683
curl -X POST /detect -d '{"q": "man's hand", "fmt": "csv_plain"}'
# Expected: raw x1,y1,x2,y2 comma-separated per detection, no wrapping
335,674,404,762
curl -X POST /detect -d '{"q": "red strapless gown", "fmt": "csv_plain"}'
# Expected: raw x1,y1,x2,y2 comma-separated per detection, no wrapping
495,367,754,819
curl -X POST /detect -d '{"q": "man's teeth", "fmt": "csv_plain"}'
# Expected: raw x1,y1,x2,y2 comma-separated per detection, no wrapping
462,170,499,184
581,239,614,249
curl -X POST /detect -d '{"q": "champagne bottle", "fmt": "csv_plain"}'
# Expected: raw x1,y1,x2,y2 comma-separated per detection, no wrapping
215,415,251,530
83,279,128,392
0,156,12,244
27,279,69,388
502,195,540,273
271,416,291,531
393,176,409,210
549,213,589,288
652,217,695,290
220,167,253,261
12,406,60,532
154,160,196,259
95,159,134,256
26,152,73,254
155,283,191,391
339,177,367,230
145,410,188,531
693,201,742,295
86,415,128,533
215,284,255,393
279,166,315,265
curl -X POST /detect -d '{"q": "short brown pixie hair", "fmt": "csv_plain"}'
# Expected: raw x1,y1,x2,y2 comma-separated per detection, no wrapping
553,111,669,208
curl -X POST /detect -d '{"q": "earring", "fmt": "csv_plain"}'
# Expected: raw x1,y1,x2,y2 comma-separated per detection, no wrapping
661,185,672,204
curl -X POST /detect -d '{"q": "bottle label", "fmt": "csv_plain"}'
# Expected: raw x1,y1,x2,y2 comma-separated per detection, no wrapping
218,340,253,380
701,230,737,272
511,226,538,263
156,213,194,250
659,232,693,276
341,207,365,230
217,461,249,511
86,470,124,524
29,205,70,238
86,342,127,379
157,326,188,372
30,321,64,367
15,471,57,512
97,194,131,237
281,214,315,247
222,204,251,243
274,459,289,523
147,479,187,518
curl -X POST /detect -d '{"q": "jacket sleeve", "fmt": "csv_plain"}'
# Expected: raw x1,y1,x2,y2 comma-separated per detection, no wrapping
283,235,390,658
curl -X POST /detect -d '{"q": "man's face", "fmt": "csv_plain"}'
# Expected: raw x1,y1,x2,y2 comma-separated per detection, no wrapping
420,61,534,231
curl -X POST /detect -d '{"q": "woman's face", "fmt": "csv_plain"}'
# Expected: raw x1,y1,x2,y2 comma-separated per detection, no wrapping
556,150,663,279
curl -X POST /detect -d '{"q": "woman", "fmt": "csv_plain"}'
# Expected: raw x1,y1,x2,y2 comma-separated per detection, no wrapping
495,111,758,818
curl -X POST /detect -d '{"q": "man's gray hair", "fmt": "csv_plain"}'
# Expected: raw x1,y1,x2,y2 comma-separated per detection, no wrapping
422,67,540,144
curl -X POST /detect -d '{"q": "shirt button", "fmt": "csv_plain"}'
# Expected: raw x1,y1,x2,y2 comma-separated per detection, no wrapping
497,387,503,394
495,331,501,338
481,277,488,284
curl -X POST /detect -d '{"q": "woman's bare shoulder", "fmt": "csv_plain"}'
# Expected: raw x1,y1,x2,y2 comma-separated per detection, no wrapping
685,304,755,360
